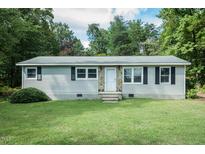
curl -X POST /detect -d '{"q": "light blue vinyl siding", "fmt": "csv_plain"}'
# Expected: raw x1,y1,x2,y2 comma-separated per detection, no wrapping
22,65,186,100
122,66,185,99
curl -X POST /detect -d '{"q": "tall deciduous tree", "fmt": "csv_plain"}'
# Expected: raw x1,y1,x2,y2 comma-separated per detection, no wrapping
159,8,205,88
52,22,84,56
127,20,159,55
0,8,56,87
87,24,109,55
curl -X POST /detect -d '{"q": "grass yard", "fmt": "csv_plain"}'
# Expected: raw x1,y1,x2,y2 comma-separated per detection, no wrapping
0,98,205,144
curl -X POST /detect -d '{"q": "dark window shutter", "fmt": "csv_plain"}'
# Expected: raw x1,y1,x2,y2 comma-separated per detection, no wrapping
171,67,176,84
143,67,148,84
71,66,76,81
37,66,42,81
155,67,160,84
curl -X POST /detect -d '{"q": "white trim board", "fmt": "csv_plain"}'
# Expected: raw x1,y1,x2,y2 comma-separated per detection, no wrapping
160,66,171,85
123,67,143,84
16,62,191,66
25,67,37,80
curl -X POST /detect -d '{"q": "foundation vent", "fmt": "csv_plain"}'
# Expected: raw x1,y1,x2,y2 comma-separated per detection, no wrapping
128,94,134,98
77,94,83,97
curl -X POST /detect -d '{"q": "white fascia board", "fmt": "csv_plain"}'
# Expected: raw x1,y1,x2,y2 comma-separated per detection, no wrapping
16,62,191,66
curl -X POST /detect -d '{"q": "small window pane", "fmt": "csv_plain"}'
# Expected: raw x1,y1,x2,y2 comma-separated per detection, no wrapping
77,73,86,78
27,69,36,74
88,73,96,78
124,68,132,76
161,76,169,82
134,68,142,83
124,68,132,83
77,69,86,74
88,69,96,74
134,68,142,76
124,76,131,82
88,69,97,78
27,69,36,78
134,76,141,82
161,68,169,75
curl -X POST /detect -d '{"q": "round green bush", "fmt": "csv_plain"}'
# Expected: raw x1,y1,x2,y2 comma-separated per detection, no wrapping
9,87,50,103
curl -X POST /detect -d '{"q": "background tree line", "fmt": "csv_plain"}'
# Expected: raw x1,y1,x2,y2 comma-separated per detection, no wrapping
87,16,159,56
0,8,84,87
0,8,204,91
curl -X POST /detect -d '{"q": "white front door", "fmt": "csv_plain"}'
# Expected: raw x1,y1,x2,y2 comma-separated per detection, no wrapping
105,67,116,92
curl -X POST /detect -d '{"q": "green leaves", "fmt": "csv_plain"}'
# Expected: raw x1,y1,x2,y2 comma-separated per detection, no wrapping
86,16,159,56
159,8,205,88
53,22,84,56
87,24,109,55
0,9,84,87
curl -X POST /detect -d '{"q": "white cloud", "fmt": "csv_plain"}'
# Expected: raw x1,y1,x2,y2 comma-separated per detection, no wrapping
112,8,141,20
53,8,144,29
82,40,90,48
54,8,113,29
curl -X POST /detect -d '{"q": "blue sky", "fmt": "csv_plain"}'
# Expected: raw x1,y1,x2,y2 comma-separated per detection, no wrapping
54,8,162,48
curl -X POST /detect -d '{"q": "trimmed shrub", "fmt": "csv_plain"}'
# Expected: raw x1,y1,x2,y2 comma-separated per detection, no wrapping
9,87,50,103
186,88,198,99
0,86,19,97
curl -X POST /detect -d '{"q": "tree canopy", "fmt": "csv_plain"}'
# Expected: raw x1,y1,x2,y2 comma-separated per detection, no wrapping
87,16,159,56
0,8,83,87
159,8,205,88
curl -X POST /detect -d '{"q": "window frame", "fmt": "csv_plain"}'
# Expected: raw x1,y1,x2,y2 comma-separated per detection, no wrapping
123,67,143,84
76,67,87,80
87,68,98,79
76,67,98,80
160,66,171,84
123,67,132,83
26,67,37,80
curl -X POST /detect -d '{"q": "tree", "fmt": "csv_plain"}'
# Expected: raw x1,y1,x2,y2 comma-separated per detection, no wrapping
52,22,84,56
0,9,85,87
127,20,159,55
86,16,159,56
159,8,205,88
0,9,58,87
87,24,109,55
109,16,131,55
127,20,144,55
141,23,160,55
0,8,54,87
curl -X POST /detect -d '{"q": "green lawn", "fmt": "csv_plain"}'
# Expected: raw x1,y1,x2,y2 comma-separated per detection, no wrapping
0,98,205,144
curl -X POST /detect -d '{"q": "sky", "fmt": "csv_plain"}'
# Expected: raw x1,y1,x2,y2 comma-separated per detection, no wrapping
53,8,162,48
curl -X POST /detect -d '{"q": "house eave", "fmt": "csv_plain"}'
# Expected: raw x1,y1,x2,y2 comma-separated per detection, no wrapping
16,62,191,66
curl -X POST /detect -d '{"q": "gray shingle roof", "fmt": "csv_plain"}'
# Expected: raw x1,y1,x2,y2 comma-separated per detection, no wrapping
16,56,191,66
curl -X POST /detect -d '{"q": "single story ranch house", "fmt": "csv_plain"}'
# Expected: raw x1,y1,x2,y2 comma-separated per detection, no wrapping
16,56,191,101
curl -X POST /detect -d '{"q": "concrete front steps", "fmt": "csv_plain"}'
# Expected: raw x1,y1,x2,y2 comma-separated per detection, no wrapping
99,92,122,102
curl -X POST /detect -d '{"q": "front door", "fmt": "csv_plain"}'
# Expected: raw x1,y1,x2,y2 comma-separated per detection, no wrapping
105,67,116,92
